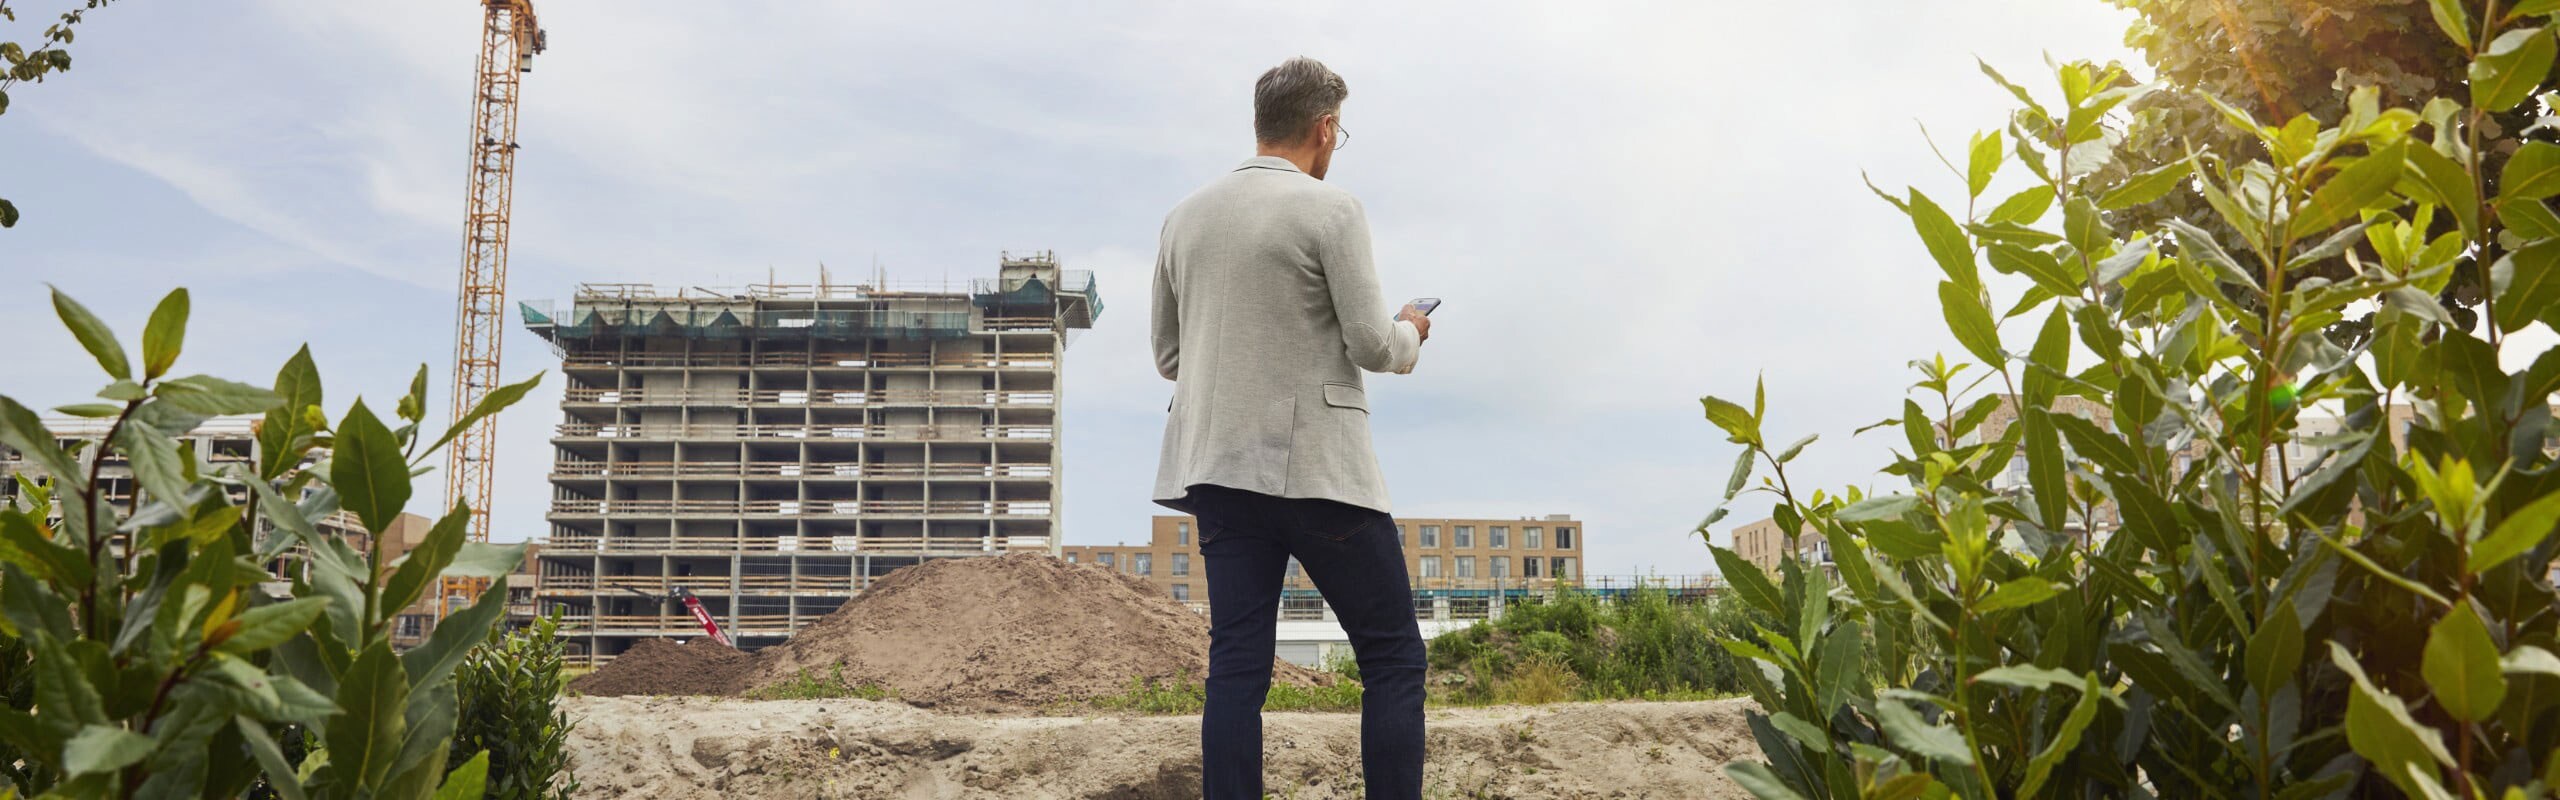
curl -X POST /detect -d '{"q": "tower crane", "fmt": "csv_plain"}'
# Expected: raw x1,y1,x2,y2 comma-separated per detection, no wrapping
441,0,544,619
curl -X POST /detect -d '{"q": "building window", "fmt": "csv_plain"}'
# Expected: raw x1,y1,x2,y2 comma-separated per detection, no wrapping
1178,521,1191,546
1490,526,1508,549
1492,557,1509,579
1524,557,1542,578
396,615,424,639
1065,553,1079,563
1457,557,1476,578
1455,526,1474,548
1556,527,1574,549
1171,584,1191,602
1135,553,1153,576
1399,525,1410,549
1420,556,1442,578
1525,527,1542,549
1286,557,1303,581
1551,557,1574,580
1098,553,1114,568
1172,553,1190,576
1421,525,1439,548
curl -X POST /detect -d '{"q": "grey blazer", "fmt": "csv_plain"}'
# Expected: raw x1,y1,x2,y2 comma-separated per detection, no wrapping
1151,155,1422,515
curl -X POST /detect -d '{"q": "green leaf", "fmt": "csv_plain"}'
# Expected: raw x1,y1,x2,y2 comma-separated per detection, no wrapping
2019,674,2105,798
1974,577,2057,613
1937,280,2003,368
259,345,324,480
1726,762,1813,800
1908,191,1980,292
2294,141,2407,237
50,403,120,418
2503,198,2560,239
235,717,309,800
114,422,187,511
1972,664,2082,692
2336,642,2456,797
2504,645,2560,677
2504,141,2560,200
1773,433,1817,465
330,644,412,790
397,364,429,425
2473,27,2557,112
381,505,470,617
214,597,328,656
1985,243,2082,295
1701,396,1761,447
1987,184,2055,225
2100,159,2191,210
401,575,510,690
50,287,129,381
1712,544,1784,617
1,511,89,587
62,724,155,776
0,198,17,228
415,372,543,464
432,750,491,800
153,375,282,417
1723,448,1754,502
2423,604,2509,722
139,288,187,381
2493,239,2560,335
2431,0,2475,48
332,399,413,536
1875,698,1974,765
2246,599,2304,693
2408,144,2483,240
1837,494,1918,522
1966,129,2002,198
2471,490,2560,574
2513,0,2560,19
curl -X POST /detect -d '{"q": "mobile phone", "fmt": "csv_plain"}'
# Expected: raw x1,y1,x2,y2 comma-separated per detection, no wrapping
1410,297,1442,316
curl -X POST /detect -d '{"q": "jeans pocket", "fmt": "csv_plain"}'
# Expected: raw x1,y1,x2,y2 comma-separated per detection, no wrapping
1298,499,1382,543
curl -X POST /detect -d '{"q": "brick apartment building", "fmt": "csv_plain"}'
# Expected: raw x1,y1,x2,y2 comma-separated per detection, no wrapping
1060,514,1584,605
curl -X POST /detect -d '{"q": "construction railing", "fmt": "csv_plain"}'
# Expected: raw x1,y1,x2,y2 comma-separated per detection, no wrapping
561,387,1056,407
548,498,1052,516
553,422,1055,441
557,351,1057,369
541,533,1012,554
551,461,1055,479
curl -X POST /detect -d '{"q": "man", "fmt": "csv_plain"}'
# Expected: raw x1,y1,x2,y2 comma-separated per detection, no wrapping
1151,56,1435,800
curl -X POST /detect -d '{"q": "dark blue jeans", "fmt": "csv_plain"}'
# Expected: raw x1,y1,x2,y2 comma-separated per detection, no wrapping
1187,485,1425,800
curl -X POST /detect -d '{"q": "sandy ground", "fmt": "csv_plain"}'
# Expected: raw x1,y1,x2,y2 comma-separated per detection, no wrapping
562,696,1760,799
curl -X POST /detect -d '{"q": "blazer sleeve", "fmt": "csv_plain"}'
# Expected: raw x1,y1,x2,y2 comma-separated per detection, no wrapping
1151,217,1181,381
1319,197,1421,374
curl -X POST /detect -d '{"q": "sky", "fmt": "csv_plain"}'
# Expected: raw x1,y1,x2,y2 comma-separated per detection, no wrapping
0,1,2153,579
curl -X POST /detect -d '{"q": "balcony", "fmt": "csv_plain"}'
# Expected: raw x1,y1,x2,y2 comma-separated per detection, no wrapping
561,387,1055,407
539,532,1014,555
557,351,1057,370
547,498,1053,517
551,461,1055,480
553,422,1055,441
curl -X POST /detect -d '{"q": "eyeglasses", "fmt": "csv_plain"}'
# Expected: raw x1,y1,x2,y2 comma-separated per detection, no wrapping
1332,117,1349,151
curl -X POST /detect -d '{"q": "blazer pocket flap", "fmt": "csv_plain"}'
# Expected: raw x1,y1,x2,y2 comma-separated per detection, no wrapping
1321,383,1368,412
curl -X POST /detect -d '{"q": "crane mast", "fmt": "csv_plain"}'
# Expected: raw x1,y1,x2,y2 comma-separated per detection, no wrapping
442,0,543,619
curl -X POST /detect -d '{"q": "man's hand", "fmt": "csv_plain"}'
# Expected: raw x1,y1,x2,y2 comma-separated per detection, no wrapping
1397,304,1432,342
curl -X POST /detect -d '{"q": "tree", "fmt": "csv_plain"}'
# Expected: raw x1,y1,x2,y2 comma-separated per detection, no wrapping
0,0,118,228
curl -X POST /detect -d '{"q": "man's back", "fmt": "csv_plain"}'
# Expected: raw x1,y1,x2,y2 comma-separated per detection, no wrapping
1151,155,1418,514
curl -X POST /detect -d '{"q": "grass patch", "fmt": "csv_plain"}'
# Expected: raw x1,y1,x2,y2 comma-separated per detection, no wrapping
744,664,897,701
1426,586,1765,705
1087,672,1366,715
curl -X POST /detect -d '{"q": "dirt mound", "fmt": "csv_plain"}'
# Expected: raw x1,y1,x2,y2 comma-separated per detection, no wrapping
745,552,1330,709
563,695,1760,799
570,638,754,697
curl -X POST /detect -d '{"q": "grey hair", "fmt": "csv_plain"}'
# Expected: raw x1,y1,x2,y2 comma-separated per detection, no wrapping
1254,57,1348,145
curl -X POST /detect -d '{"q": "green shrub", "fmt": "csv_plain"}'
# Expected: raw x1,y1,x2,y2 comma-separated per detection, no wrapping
0,287,540,798
744,664,894,702
452,614,579,800
1700,38,2560,800
1430,589,1763,705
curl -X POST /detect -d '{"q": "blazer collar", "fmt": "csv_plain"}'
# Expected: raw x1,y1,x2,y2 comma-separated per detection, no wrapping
1235,155,1303,174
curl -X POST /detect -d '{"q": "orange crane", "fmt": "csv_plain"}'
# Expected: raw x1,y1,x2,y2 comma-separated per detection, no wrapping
441,0,544,619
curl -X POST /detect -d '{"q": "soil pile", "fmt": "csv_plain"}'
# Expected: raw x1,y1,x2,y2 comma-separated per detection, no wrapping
570,637,755,697
745,552,1330,709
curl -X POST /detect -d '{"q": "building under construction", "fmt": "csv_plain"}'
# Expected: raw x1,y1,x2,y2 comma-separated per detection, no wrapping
523,254,1099,664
